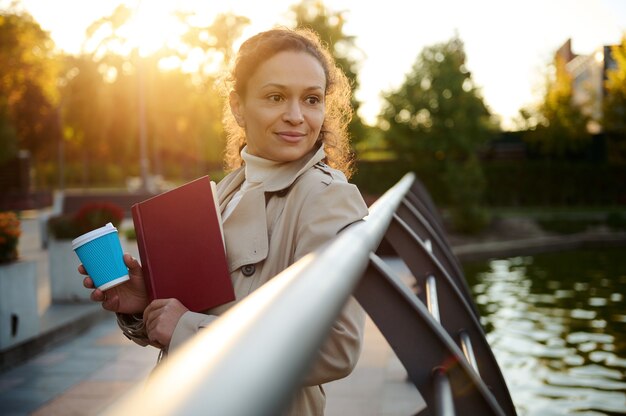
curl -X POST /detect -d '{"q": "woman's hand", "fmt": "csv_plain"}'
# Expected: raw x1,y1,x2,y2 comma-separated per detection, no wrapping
80,253,149,314
143,298,189,349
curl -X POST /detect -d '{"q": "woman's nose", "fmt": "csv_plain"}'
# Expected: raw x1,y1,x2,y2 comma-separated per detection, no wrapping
283,101,304,124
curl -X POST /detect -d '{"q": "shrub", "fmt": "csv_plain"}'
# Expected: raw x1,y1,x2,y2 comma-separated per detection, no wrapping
47,214,83,239
48,202,124,239
74,202,124,233
606,211,626,231
124,227,136,240
0,211,21,263
537,218,593,234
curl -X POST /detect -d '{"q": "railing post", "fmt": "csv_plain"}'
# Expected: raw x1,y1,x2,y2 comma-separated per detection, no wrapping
459,330,479,373
433,368,456,416
354,253,507,416
383,213,517,415
426,275,440,323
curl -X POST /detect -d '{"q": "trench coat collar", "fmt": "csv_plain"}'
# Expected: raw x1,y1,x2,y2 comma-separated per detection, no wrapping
256,144,326,193
218,143,326,208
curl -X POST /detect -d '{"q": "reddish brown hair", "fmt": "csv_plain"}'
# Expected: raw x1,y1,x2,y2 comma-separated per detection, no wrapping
222,27,354,177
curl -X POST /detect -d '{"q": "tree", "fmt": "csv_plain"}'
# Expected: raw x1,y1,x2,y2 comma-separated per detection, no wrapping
0,110,18,164
0,9,60,165
603,33,626,164
58,54,113,186
58,6,249,186
182,12,250,74
288,0,369,148
380,35,494,233
520,51,592,159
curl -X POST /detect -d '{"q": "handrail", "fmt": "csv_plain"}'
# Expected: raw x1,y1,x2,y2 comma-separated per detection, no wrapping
104,173,416,416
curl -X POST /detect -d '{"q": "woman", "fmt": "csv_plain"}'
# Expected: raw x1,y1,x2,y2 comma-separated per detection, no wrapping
82,27,369,415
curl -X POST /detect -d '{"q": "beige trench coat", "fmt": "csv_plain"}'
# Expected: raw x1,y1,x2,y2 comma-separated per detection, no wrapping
120,145,369,415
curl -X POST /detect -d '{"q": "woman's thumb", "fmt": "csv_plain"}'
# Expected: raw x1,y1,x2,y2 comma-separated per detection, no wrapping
123,253,141,271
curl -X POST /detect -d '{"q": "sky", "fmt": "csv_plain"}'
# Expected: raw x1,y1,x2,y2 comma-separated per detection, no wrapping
8,0,626,130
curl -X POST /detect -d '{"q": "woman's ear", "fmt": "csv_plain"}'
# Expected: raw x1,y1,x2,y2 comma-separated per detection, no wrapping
229,91,246,128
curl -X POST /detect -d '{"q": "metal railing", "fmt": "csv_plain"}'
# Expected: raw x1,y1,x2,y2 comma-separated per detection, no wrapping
104,172,517,416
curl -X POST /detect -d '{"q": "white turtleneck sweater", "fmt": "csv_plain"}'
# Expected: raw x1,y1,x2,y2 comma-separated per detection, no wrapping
222,146,287,222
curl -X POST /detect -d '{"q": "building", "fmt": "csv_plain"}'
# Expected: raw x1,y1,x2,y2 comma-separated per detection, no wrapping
556,38,618,133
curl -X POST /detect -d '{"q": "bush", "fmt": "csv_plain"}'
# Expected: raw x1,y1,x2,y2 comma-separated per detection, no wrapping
48,202,124,240
0,211,21,263
449,205,491,234
606,211,626,231
124,227,136,240
482,161,626,207
74,202,124,233
47,214,83,239
537,218,596,234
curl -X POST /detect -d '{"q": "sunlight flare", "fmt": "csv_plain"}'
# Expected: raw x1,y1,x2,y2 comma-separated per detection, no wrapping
126,0,187,57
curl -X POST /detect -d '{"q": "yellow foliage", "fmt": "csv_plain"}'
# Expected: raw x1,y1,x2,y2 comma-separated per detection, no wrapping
0,211,21,263
606,34,626,95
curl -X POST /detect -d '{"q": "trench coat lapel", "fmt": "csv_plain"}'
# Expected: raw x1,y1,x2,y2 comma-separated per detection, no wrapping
222,183,268,273
217,168,245,212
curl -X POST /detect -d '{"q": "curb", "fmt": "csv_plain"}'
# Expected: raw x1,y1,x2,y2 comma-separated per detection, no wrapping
453,232,626,263
0,306,109,372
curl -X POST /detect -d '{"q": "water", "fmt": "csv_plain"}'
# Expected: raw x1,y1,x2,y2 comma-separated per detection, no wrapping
464,247,626,415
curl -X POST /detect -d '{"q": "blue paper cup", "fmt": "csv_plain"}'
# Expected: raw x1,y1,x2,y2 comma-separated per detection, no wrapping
72,223,129,291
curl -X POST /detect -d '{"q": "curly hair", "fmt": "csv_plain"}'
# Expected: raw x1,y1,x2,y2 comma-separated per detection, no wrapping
221,27,355,178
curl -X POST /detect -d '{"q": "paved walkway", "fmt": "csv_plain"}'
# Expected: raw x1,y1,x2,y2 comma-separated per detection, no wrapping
0,316,157,415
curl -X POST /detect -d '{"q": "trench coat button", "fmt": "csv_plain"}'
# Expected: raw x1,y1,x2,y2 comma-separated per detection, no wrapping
241,264,255,277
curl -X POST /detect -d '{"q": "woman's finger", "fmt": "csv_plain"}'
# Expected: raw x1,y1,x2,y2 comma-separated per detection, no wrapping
143,299,165,325
124,253,141,272
83,276,94,289
90,288,105,302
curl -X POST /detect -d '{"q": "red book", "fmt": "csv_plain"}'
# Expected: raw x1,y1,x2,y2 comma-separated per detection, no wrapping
131,176,234,312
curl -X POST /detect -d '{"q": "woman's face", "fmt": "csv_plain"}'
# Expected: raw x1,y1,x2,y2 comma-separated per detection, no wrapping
230,51,326,163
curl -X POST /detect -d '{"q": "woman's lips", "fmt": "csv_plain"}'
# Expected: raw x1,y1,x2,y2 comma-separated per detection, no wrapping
276,131,306,143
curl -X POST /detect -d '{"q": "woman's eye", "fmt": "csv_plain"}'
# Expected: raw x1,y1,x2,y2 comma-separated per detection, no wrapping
268,94,283,102
305,96,321,105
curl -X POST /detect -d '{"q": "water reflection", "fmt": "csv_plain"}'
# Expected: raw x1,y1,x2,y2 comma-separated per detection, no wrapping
464,247,626,415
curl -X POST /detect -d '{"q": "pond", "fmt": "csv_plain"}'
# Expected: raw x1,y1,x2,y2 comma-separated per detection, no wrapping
464,246,626,416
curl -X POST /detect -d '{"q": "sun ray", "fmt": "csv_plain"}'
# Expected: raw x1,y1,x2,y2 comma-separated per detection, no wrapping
123,0,188,57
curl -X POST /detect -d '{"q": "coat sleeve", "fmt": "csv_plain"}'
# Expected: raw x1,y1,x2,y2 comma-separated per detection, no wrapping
169,311,219,352
116,311,218,352
293,177,369,386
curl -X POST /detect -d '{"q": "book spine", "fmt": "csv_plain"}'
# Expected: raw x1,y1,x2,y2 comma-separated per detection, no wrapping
131,204,156,302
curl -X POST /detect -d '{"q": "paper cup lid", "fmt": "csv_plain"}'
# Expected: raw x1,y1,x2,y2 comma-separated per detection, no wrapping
72,222,117,250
